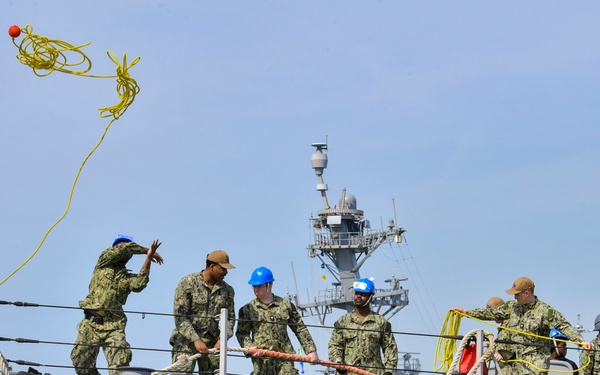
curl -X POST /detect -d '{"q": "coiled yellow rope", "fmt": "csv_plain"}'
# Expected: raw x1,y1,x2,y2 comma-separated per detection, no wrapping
11,24,140,120
99,51,140,120
0,24,141,286
434,309,462,372
13,24,92,77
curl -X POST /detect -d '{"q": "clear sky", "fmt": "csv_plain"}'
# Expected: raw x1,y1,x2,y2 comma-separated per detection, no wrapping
1,1,600,374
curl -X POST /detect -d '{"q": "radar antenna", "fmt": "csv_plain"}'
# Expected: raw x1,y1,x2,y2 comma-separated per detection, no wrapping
575,314,591,333
294,141,408,324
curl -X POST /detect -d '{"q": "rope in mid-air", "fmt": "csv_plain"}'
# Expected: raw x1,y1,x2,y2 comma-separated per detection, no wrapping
0,24,141,286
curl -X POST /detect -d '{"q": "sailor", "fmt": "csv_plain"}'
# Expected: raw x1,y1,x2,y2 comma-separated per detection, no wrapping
169,250,236,374
485,296,514,375
549,328,580,374
486,296,505,310
328,277,398,375
236,266,319,374
453,276,590,374
70,235,163,375
579,313,600,375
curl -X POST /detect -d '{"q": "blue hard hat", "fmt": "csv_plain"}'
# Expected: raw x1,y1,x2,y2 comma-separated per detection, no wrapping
353,278,375,294
549,328,568,340
112,235,133,247
248,267,275,285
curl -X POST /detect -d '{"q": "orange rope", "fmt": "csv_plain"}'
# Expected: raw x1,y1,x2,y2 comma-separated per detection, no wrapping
246,347,377,375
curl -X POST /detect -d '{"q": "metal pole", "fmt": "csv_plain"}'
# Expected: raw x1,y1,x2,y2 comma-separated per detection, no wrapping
476,330,483,375
219,308,228,375
493,357,504,375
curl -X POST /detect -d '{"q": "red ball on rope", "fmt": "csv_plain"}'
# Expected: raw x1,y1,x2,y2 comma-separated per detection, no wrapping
8,25,21,38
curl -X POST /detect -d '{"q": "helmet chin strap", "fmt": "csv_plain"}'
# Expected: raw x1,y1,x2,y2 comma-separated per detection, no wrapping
358,294,373,308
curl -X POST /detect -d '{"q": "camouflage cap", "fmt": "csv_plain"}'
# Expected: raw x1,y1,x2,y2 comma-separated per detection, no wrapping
207,250,235,269
486,296,505,309
505,276,534,295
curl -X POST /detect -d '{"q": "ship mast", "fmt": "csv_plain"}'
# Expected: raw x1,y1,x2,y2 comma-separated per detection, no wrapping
294,141,409,324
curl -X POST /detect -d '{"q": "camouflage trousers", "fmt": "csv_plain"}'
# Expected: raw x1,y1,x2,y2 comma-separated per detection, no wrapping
70,318,132,375
249,357,300,375
170,338,220,375
496,361,516,375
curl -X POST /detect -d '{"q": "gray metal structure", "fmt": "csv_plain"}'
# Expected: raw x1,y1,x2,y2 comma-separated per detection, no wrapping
0,352,10,375
294,141,409,325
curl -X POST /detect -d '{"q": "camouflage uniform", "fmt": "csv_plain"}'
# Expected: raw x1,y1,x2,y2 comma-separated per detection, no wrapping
328,310,398,375
467,297,584,374
494,324,515,375
169,271,235,375
71,242,150,375
580,335,600,375
236,295,316,375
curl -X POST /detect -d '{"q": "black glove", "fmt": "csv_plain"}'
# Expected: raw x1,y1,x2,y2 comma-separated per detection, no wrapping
382,372,393,375
336,362,347,374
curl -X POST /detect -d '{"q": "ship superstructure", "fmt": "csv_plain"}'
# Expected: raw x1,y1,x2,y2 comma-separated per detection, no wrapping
294,142,409,324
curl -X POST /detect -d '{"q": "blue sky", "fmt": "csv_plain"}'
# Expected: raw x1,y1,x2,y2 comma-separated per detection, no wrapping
2,1,600,374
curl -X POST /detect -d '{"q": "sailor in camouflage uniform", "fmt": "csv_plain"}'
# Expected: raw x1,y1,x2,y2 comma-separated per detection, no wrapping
236,267,319,375
579,313,600,375
169,250,235,375
549,328,580,374
70,235,163,375
454,276,590,375
328,278,398,375
486,296,514,375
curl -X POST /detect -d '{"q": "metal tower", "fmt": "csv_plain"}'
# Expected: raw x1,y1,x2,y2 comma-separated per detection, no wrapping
294,141,409,324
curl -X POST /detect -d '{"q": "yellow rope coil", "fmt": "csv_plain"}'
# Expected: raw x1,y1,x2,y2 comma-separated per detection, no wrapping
99,51,140,120
434,309,462,372
13,24,92,76
11,24,140,120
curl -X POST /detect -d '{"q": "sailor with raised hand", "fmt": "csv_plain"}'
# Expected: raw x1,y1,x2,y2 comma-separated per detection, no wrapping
71,235,163,375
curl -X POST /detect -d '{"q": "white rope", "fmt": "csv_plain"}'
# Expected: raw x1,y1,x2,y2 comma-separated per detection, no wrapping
151,349,220,375
226,346,248,354
151,347,252,374
446,329,495,375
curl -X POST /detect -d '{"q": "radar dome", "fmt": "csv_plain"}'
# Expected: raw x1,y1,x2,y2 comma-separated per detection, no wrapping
339,194,357,209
